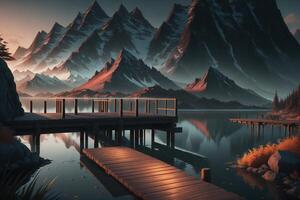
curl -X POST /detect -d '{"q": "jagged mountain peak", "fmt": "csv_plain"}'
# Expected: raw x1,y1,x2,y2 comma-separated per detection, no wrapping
116,4,130,17
84,0,108,18
185,67,269,105
116,48,138,63
186,67,227,92
52,22,64,30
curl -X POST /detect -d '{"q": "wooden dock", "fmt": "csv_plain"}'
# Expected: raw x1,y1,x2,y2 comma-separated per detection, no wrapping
8,97,179,135
230,118,300,132
83,147,242,200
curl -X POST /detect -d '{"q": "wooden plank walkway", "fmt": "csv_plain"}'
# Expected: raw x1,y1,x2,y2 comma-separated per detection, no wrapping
83,147,242,200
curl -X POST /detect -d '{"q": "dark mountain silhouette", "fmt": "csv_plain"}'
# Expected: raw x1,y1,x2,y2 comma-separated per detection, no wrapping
185,67,269,106
130,85,257,109
162,0,300,98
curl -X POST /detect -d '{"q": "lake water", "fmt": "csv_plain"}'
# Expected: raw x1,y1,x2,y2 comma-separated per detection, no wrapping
17,107,298,200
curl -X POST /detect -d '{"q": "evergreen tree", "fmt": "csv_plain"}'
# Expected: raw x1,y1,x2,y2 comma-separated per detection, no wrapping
0,35,14,61
272,90,280,112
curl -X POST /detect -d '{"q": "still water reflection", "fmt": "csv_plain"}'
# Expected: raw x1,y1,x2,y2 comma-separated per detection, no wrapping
18,110,297,200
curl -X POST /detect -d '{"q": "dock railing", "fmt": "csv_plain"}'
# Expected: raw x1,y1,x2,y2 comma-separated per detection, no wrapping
20,97,178,118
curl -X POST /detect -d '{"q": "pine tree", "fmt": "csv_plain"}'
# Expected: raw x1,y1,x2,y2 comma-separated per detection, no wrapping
0,35,14,61
272,90,280,112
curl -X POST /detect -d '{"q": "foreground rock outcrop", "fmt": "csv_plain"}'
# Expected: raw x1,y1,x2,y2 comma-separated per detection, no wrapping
0,58,24,121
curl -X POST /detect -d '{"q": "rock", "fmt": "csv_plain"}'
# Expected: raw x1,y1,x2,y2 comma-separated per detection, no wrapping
262,170,276,181
286,184,300,197
258,164,269,174
0,58,24,122
268,151,300,174
0,138,49,170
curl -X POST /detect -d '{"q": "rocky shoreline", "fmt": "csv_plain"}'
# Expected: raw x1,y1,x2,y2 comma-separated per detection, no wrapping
242,151,300,199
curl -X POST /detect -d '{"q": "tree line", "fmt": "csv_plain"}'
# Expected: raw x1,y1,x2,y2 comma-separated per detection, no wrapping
273,85,300,114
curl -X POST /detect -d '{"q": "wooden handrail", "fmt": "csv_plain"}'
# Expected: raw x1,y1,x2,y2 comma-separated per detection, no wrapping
21,97,178,117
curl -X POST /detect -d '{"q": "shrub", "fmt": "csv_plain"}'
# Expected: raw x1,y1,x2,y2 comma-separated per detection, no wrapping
238,135,300,168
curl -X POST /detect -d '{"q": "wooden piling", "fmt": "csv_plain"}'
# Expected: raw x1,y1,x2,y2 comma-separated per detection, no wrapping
201,168,211,182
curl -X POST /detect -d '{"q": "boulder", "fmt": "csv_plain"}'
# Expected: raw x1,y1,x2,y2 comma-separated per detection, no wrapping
0,138,49,170
262,170,276,181
268,151,300,174
0,58,24,122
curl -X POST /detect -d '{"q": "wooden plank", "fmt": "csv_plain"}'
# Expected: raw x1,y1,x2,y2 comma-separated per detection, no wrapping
83,147,242,200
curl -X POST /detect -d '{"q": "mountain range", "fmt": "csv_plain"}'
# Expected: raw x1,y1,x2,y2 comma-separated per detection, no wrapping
162,0,300,98
12,0,300,105
72,49,179,94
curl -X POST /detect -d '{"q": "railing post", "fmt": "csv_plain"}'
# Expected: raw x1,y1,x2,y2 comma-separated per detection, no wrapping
165,99,168,116
120,99,123,117
148,100,151,114
155,99,159,115
135,99,139,117
30,100,33,113
92,100,95,113
62,99,66,119
44,100,47,114
114,99,117,112
175,98,178,117
74,99,78,115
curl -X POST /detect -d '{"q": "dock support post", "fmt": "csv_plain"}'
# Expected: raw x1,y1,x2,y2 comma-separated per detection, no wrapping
170,132,175,149
75,99,78,115
151,129,155,148
44,101,47,114
116,129,122,145
166,131,171,147
201,168,211,182
139,129,144,145
85,132,88,148
130,130,134,147
135,129,139,147
80,131,84,153
30,100,33,113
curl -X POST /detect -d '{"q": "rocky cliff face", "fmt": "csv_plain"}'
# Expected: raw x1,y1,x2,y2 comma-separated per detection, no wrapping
0,59,24,121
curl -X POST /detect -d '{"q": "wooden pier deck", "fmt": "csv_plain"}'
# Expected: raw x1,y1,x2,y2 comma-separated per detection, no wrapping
230,118,300,129
8,97,179,134
83,147,242,200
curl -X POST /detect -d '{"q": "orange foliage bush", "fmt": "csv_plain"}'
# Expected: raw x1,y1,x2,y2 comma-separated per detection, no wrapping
238,135,300,168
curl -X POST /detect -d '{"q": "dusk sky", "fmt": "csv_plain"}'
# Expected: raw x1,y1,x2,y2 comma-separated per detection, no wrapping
1,0,299,53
